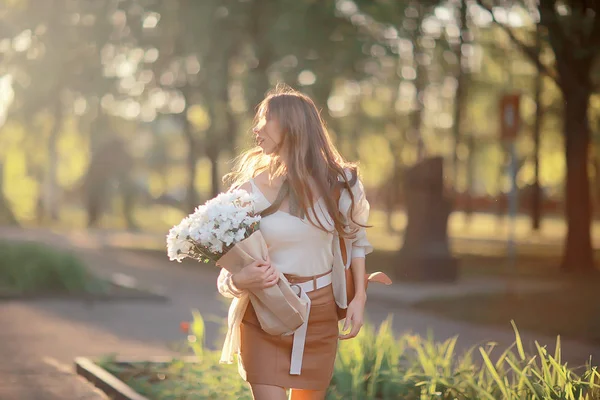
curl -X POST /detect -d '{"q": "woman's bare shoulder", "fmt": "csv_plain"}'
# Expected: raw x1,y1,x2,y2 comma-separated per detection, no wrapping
228,181,252,193
253,171,269,185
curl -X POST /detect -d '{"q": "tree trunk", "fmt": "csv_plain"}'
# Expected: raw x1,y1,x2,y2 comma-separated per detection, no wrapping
181,108,198,213
205,53,232,198
43,98,63,221
561,88,595,272
385,73,405,233
246,0,273,109
0,163,18,226
531,25,543,231
531,74,543,231
385,159,402,234
89,101,109,153
221,44,237,156
412,58,427,161
452,0,467,188
412,7,427,162
207,141,220,198
594,153,600,211
465,135,475,220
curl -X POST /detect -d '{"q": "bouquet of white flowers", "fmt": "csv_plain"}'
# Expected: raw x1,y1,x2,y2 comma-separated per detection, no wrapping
166,189,261,264
166,189,307,336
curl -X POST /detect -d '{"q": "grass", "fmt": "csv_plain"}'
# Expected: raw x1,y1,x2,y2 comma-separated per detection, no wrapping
98,312,600,400
0,240,107,294
99,356,252,400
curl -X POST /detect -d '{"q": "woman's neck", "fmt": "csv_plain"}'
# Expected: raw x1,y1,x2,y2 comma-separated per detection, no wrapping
266,173,286,188
265,159,287,186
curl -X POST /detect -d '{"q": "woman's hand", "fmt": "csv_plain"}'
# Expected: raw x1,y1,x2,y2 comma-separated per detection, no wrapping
231,258,279,290
339,293,366,340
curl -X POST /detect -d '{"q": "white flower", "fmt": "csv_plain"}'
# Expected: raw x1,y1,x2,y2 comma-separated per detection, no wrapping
234,228,247,242
209,240,223,253
218,219,232,232
166,188,261,262
198,229,212,243
233,210,247,224
166,223,193,262
206,205,222,220
192,204,207,217
245,215,260,226
221,231,235,246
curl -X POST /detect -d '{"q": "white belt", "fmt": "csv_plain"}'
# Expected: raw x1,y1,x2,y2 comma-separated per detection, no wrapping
289,271,332,375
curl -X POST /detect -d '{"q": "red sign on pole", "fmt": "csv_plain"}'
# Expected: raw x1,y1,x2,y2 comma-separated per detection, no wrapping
499,93,521,141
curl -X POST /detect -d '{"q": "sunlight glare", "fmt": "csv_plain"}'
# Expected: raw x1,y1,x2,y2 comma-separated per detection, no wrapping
13,30,32,52
422,17,442,36
337,0,358,16
298,70,316,86
434,6,452,22
0,75,14,128
143,12,160,29
327,96,346,117
144,48,159,63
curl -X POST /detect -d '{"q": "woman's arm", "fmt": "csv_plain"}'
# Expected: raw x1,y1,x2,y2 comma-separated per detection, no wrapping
339,256,367,340
350,256,367,301
217,268,245,299
217,259,279,299
339,176,372,340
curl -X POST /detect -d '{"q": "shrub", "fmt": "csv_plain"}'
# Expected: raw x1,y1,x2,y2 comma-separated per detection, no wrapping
0,240,104,293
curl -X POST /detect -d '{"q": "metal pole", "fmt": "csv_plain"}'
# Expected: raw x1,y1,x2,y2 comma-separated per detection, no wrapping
504,1,519,288
508,141,518,268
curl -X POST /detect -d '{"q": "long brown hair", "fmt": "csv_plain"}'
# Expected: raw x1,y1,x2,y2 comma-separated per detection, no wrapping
224,85,365,236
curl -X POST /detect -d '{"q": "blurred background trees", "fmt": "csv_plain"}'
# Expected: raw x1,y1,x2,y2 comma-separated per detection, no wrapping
0,0,598,273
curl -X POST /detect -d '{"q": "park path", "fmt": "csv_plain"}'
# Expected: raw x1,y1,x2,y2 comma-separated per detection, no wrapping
0,226,598,399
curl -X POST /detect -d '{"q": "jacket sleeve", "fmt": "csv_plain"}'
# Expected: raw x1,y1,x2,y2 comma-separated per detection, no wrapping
217,268,245,298
339,171,374,260
348,178,373,259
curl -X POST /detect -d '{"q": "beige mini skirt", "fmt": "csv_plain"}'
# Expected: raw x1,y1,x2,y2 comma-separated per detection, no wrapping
238,273,339,390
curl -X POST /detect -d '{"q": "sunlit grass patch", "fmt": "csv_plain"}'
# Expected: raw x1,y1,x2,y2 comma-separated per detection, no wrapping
0,240,106,294
100,312,600,400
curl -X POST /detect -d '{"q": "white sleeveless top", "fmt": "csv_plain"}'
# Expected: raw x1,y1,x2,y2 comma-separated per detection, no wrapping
249,179,334,277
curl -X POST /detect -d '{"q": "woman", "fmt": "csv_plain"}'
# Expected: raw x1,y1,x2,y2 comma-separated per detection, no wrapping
217,86,373,400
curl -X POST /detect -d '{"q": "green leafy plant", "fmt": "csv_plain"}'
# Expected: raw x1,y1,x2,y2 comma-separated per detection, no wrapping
104,312,600,400
330,318,600,400
0,240,105,293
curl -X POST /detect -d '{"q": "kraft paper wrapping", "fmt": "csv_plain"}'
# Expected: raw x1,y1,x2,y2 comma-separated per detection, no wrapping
217,230,308,336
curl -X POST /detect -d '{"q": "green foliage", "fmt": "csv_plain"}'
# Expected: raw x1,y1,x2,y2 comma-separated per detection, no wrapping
188,309,206,358
2,0,593,229
330,317,409,399
329,318,600,400
0,240,104,293
104,356,252,400
104,312,600,400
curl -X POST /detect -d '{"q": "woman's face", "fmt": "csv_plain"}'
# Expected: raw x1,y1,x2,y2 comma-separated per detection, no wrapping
254,116,284,155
